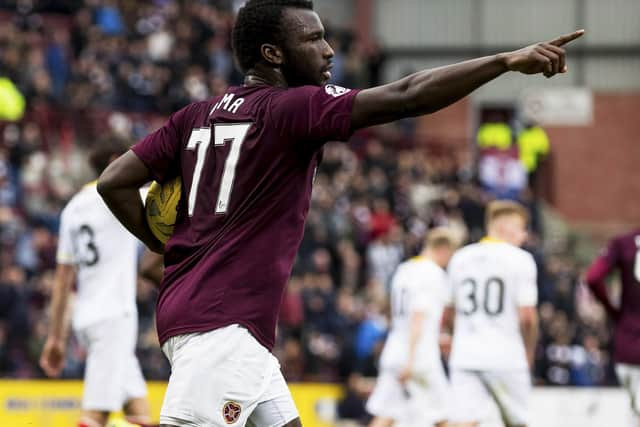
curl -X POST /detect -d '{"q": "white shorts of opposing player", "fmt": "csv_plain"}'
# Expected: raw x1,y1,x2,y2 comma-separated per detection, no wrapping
366,365,450,426
160,324,299,427
449,369,531,426
616,363,640,423
75,313,147,411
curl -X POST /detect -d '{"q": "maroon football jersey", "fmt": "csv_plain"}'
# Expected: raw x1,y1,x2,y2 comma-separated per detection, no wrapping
587,229,640,364
132,84,358,350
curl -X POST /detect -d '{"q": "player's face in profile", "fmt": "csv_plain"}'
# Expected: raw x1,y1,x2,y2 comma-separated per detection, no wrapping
503,214,528,247
280,8,335,87
433,245,455,267
442,246,455,265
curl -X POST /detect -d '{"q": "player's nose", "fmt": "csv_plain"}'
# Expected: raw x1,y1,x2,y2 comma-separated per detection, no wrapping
323,40,335,59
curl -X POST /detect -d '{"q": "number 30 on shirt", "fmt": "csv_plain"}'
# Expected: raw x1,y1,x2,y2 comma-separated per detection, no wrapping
185,123,252,216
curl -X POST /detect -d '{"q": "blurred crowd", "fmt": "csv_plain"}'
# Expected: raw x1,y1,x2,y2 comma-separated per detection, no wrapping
0,1,618,422
0,0,380,114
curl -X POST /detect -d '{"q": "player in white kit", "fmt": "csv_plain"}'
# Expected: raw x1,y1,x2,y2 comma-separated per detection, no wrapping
40,141,152,427
367,228,458,427
446,200,538,427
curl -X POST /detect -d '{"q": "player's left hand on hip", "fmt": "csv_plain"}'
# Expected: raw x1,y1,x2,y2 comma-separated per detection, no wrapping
502,29,584,77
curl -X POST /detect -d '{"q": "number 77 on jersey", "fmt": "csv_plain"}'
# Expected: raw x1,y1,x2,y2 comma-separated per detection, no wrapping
185,123,252,216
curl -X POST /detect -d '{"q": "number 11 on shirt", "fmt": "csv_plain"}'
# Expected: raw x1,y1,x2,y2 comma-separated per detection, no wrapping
186,123,252,216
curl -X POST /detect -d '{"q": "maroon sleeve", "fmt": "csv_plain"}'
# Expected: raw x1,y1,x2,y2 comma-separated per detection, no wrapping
268,85,359,143
586,238,621,320
131,104,195,182
587,238,620,283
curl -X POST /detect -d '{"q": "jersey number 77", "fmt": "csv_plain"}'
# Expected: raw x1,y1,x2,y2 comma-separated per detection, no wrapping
185,123,252,216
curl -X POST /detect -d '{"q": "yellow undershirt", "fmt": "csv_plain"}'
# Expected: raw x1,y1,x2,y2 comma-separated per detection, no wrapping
480,236,505,244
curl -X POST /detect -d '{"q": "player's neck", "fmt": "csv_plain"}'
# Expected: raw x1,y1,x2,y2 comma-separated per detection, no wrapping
480,233,518,246
483,234,507,244
418,252,441,267
244,65,288,88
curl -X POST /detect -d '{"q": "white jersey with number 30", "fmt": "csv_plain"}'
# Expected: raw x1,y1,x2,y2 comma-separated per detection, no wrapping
448,240,537,371
379,257,450,373
57,182,140,331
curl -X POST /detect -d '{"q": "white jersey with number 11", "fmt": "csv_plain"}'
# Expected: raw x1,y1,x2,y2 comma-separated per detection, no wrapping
379,257,450,373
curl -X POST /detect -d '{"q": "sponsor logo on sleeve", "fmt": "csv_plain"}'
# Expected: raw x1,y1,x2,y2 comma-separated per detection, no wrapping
324,84,351,97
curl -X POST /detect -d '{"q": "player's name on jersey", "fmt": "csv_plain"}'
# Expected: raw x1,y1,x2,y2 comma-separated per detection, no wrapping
210,92,245,116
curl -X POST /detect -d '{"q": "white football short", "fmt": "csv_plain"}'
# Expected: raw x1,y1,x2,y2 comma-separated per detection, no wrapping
75,313,147,411
366,365,450,426
450,369,530,426
616,363,640,415
160,324,299,427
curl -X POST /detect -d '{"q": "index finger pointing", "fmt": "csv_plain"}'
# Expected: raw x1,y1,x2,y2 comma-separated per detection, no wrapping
549,29,585,47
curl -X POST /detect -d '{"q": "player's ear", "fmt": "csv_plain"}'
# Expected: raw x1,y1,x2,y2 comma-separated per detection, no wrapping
261,43,284,67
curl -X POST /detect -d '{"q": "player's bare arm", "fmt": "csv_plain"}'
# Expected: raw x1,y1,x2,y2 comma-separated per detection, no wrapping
399,310,426,384
39,263,75,378
351,30,584,129
140,250,164,287
519,306,539,370
97,151,164,253
440,306,455,357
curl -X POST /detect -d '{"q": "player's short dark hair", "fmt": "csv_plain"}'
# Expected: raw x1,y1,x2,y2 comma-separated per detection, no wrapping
88,138,130,175
232,0,314,73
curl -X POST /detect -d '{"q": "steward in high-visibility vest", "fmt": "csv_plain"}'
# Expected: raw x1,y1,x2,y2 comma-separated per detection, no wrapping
476,122,512,150
517,124,549,173
0,77,26,122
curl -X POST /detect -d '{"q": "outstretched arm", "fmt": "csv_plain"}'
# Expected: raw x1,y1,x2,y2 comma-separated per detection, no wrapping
97,151,164,253
351,30,584,129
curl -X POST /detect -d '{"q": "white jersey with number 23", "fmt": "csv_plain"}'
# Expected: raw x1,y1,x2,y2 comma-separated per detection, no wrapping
56,182,140,331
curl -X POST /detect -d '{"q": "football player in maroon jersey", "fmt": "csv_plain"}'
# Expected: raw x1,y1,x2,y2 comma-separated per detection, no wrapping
587,229,640,426
97,1,583,426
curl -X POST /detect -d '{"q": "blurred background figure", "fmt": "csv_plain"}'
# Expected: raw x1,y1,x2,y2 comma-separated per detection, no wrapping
39,140,152,427
586,228,640,427
367,228,457,427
